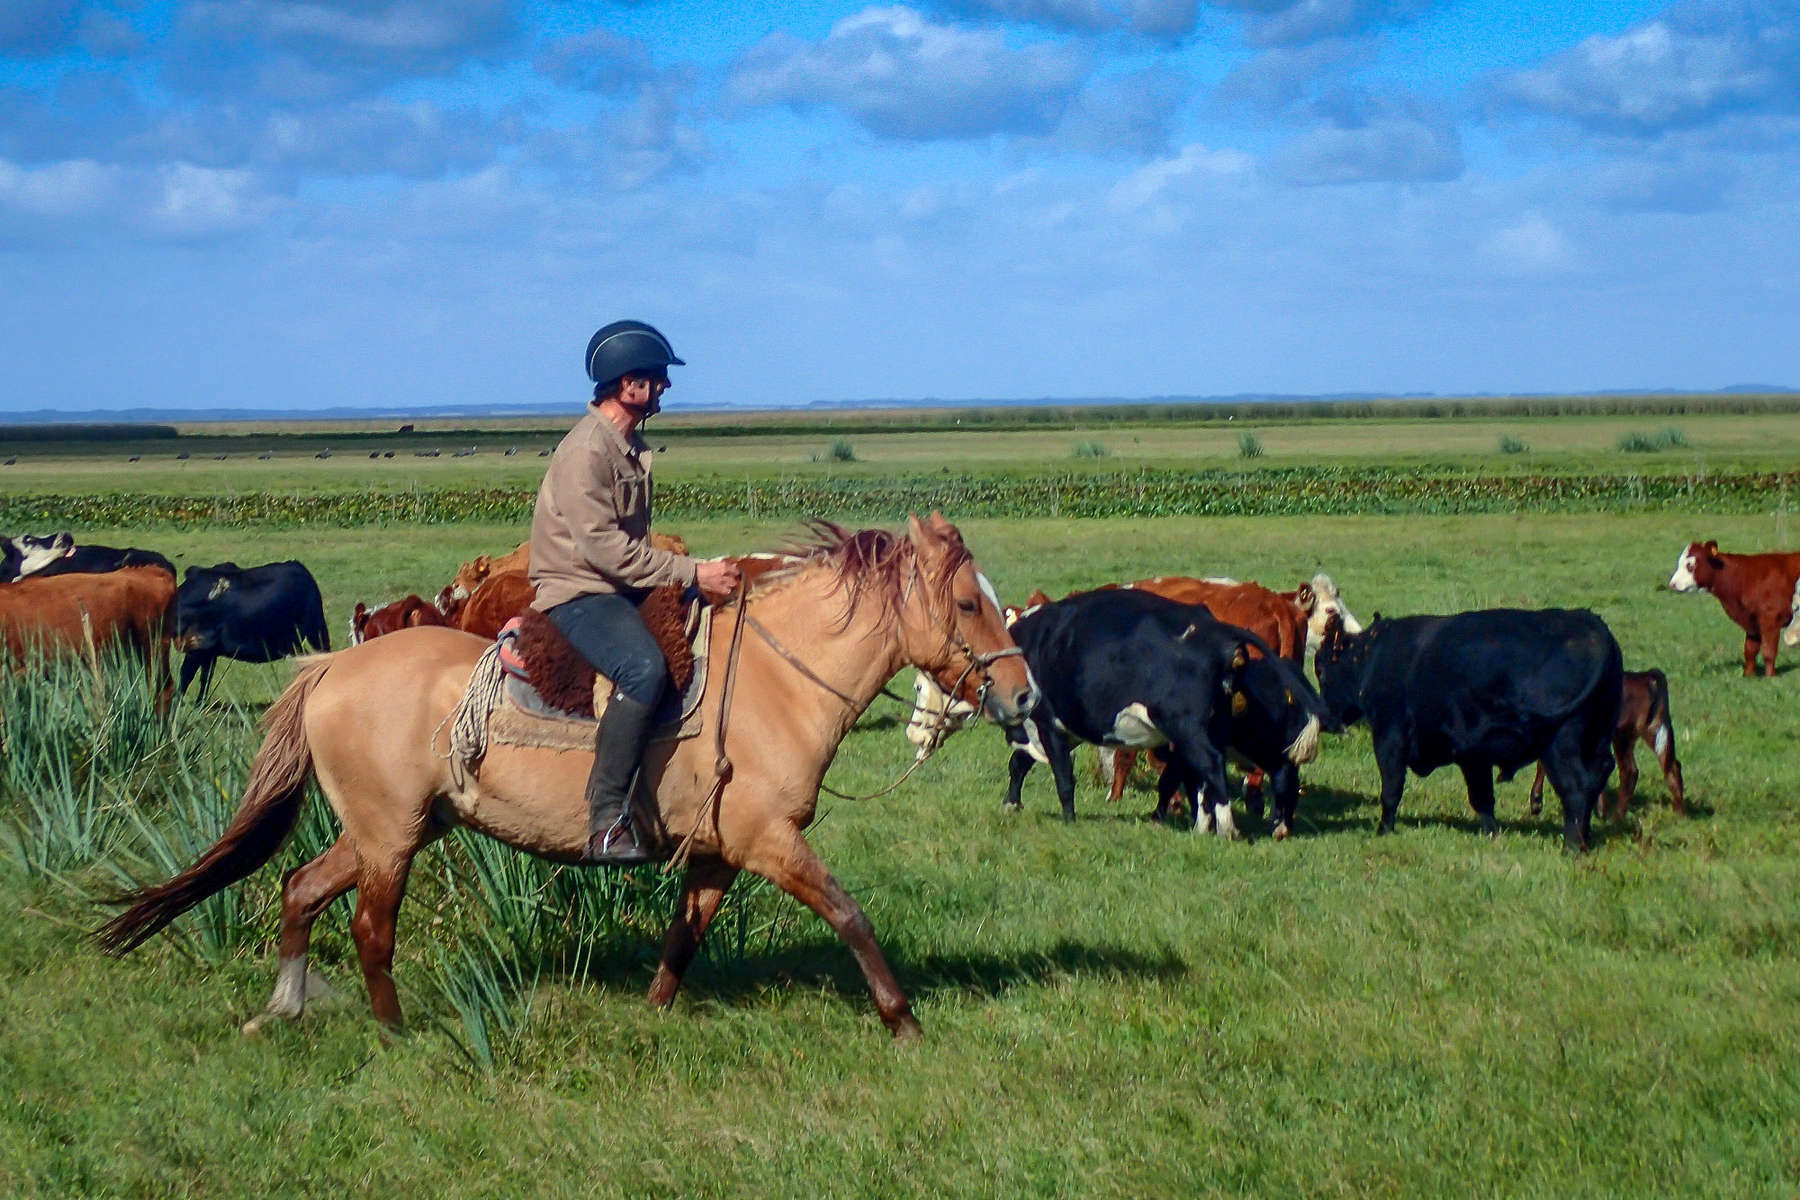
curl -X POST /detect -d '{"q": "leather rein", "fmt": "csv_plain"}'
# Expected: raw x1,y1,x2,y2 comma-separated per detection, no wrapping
666,555,1021,869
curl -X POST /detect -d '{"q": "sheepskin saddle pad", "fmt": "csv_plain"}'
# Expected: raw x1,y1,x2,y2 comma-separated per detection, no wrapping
490,587,711,751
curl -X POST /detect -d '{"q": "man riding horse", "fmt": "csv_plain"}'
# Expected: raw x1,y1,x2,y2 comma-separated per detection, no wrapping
530,320,741,864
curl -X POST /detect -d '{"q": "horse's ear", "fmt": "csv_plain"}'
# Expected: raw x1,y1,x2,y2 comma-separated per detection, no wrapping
906,513,929,546
1294,582,1315,608
927,510,953,533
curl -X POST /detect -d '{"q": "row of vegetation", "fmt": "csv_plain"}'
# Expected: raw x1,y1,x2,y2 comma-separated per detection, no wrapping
3,465,1793,529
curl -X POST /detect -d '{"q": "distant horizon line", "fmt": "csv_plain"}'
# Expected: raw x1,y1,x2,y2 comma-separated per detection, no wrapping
1,384,1795,426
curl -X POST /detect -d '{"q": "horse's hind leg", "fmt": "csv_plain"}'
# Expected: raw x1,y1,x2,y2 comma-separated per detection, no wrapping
243,835,358,1035
350,850,421,1029
648,858,742,1010
742,825,921,1039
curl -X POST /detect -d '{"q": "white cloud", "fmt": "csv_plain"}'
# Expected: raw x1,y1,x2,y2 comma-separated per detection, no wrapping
0,157,115,217
1108,142,1250,210
148,163,272,237
1496,0,1800,132
729,6,1090,140
1481,212,1575,276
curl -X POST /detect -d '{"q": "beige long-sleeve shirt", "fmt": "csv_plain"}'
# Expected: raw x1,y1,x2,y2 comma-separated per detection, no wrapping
529,404,697,612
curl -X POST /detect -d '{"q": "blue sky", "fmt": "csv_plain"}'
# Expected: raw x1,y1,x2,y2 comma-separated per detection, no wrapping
1,0,1796,413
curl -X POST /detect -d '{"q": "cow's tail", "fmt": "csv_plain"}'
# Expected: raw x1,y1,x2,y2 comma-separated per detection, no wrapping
96,657,331,954
1642,668,1674,761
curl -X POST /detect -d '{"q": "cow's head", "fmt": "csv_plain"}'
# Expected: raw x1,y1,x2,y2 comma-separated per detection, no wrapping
6,531,74,578
1310,611,1370,727
351,602,371,645
1785,577,1800,648
903,669,979,761
1295,573,1363,653
1668,540,1721,592
450,554,493,602
173,565,237,649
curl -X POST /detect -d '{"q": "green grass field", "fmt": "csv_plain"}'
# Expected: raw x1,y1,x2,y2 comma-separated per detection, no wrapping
2,407,1799,1197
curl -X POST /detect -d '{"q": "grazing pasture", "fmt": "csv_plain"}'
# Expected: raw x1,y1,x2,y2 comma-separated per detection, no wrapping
1,407,1798,1195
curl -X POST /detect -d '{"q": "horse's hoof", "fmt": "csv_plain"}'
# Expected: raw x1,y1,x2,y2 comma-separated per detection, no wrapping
891,1016,924,1042
242,1013,282,1036
1273,823,1290,841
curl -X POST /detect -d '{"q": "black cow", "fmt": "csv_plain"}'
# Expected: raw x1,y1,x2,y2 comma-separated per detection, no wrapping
1,533,174,583
1002,589,1334,836
1139,651,1339,838
1313,607,1624,852
174,561,331,701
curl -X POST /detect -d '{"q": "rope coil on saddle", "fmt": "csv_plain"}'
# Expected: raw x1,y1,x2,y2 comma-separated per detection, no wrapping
433,641,507,785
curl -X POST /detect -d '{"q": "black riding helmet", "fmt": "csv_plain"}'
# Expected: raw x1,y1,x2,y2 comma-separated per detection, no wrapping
585,319,684,394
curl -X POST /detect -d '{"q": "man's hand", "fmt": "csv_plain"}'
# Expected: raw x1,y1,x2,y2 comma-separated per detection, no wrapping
695,558,742,604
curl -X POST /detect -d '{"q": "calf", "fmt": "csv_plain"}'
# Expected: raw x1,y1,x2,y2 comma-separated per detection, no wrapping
1668,540,1800,677
174,561,331,701
455,570,536,640
350,594,452,644
1527,668,1685,818
1,533,173,582
1313,608,1623,852
1002,590,1330,836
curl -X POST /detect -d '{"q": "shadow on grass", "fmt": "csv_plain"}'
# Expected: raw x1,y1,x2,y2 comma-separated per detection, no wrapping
572,937,1189,1008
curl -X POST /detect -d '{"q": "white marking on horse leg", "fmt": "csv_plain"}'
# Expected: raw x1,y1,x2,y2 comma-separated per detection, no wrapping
243,955,309,1034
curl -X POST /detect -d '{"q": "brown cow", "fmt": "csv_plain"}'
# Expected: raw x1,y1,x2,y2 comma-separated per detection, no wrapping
1528,668,1684,818
446,531,691,603
449,541,531,602
349,594,452,645
0,566,176,702
455,571,536,640
1668,540,1800,676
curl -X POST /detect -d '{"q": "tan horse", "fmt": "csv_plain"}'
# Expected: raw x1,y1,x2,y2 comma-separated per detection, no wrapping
100,515,1036,1039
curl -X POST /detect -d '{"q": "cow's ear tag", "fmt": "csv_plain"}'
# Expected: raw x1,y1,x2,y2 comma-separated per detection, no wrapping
1284,688,1294,705
1231,646,1248,671
1231,691,1248,717
1179,624,1197,641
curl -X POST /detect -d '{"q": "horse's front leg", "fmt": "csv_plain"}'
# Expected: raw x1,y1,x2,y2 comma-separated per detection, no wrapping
648,857,741,1010
743,824,921,1039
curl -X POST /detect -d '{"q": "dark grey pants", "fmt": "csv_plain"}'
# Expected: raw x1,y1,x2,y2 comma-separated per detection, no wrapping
545,591,667,707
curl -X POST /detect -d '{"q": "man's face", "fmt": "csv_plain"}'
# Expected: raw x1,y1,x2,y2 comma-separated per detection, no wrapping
620,371,671,415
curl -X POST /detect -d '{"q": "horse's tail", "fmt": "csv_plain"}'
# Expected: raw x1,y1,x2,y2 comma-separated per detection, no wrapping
96,656,332,954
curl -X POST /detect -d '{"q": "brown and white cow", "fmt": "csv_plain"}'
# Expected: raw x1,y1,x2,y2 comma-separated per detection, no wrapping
1668,540,1800,677
350,594,453,644
1528,668,1685,818
1785,576,1800,649
448,541,531,603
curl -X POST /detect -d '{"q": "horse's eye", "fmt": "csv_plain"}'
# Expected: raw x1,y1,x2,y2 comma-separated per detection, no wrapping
957,597,979,614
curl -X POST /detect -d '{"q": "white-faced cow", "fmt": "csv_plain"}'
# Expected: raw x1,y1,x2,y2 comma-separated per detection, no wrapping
1313,608,1623,852
1787,577,1800,649
174,562,331,701
1668,540,1800,677
997,589,1332,837
1,533,173,583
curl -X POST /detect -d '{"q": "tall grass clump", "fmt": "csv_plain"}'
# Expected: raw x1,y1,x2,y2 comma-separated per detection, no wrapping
1499,435,1528,454
1237,432,1266,458
829,438,857,462
1618,426,1687,453
1071,440,1109,458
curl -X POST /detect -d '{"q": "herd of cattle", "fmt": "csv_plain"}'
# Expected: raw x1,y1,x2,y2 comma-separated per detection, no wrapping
2,529,1798,851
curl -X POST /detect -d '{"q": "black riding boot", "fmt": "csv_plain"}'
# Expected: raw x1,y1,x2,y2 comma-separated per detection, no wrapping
582,693,659,865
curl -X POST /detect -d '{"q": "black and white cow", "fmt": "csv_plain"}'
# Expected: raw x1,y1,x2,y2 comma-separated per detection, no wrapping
997,589,1332,836
1,533,174,583
1312,607,1623,852
174,561,331,701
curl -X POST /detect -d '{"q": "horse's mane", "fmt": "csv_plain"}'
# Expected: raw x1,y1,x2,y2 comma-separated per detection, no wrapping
734,519,971,630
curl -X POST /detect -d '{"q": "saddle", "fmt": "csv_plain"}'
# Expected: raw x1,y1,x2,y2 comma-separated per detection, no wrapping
496,585,699,721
